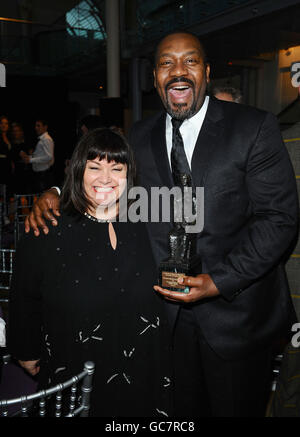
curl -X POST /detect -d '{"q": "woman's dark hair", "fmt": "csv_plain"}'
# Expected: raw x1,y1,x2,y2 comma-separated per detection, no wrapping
61,128,136,215
0,115,10,140
0,115,9,130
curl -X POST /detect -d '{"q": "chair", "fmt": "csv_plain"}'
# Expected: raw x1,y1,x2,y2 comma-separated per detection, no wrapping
0,360,95,417
0,202,2,248
0,184,8,223
13,193,40,247
0,248,15,304
271,353,283,392
265,353,284,416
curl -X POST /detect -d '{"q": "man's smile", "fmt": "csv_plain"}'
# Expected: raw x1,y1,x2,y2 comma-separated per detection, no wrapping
168,84,193,103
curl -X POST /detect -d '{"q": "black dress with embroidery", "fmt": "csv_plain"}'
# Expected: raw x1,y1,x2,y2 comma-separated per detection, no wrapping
8,212,173,417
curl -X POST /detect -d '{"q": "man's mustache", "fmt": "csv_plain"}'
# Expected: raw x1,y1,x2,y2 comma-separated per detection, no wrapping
165,77,194,92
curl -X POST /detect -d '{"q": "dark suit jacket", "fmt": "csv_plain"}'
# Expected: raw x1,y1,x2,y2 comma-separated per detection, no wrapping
129,96,299,360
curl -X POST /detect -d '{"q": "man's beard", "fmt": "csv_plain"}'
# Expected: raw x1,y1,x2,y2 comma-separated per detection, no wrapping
165,99,198,120
163,86,198,120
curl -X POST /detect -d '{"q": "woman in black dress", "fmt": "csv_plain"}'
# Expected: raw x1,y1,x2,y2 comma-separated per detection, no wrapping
8,128,173,417
0,115,12,197
10,123,34,194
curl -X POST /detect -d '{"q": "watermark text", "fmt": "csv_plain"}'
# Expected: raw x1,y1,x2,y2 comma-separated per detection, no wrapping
0,63,6,87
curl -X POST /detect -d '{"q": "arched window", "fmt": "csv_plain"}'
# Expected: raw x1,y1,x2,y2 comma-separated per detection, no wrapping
66,0,106,40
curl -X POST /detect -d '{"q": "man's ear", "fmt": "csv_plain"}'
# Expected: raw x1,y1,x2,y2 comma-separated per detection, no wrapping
206,64,211,84
153,69,157,89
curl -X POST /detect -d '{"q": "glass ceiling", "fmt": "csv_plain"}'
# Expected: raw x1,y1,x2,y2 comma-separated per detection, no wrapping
136,0,254,43
66,0,106,40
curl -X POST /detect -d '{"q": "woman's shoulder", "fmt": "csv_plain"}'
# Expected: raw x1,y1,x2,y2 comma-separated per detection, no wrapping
16,211,81,248
46,211,86,235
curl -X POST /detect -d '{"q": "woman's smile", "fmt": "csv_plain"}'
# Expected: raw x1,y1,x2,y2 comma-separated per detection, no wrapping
83,158,127,212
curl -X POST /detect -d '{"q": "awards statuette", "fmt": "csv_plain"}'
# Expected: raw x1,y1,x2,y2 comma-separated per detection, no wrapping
158,174,201,293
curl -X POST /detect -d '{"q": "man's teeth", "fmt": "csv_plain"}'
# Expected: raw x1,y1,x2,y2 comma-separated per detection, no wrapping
172,86,189,90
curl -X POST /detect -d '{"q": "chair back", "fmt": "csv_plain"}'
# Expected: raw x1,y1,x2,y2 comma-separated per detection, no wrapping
0,248,15,304
0,184,7,219
0,202,2,248
13,194,40,246
271,353,283,392
0,360,95,417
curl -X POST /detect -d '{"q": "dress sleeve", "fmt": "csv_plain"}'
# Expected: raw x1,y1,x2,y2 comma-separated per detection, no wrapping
7,232,45,360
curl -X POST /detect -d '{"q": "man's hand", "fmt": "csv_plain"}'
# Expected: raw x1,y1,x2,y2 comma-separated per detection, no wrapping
154,274,220,303
24,188,61,236
19,151,31,163
18,359,40,376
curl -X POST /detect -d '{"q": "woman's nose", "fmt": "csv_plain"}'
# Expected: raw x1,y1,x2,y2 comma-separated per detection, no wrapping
99,170,112,184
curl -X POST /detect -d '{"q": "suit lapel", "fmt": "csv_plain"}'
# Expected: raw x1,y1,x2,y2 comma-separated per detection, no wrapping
150,97,225,189
191,97,225,187
150,113,174,189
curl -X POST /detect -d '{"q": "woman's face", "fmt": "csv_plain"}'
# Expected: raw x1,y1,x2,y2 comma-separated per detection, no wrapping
83,158,127,212
0,118,9,133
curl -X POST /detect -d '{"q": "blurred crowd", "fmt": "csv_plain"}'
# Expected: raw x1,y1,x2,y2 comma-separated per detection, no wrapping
0,115,54,197
0,93,237,200
0,113,115,202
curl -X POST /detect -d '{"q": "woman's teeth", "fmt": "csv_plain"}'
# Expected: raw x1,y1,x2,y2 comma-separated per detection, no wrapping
94,187,114,192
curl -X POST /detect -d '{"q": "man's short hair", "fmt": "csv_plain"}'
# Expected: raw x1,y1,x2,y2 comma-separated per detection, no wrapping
11,122,24,131
153,30,208,66
36,119,48,127
212,86,242,103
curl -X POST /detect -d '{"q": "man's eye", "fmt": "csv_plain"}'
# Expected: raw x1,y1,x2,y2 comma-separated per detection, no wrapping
160,60,172,66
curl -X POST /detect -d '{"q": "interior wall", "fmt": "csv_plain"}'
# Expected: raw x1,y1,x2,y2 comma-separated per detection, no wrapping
279,45,300,110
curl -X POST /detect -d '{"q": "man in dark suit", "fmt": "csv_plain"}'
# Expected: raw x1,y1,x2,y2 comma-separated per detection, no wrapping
24,31,298,417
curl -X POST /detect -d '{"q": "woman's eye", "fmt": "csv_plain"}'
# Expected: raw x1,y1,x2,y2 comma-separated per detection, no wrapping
113,168,123,172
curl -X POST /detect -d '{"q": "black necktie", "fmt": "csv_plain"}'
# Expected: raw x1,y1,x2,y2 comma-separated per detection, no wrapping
171,118,196,224
171,118,192,187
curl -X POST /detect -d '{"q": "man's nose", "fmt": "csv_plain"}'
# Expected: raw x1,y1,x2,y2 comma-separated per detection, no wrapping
169,60,188,77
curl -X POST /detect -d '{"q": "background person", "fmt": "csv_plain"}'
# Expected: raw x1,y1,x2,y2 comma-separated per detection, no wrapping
212,85,242,103
64,114,105,176
0,115,13,196
20,119,54,193
78,114,105,136
10,123,34,194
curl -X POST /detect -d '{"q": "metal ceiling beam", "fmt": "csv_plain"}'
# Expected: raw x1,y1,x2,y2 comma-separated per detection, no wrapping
0,16,66,28
30,0,80,25
189,0,300,37
131,0,300,56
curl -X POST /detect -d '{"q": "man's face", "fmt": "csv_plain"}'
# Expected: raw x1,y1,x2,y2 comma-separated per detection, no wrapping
12,126,23,141
81,124,89,135
153,33,210,120
35,121,47,136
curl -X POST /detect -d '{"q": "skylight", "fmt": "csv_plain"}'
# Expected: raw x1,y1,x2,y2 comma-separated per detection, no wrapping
66,0,106,40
